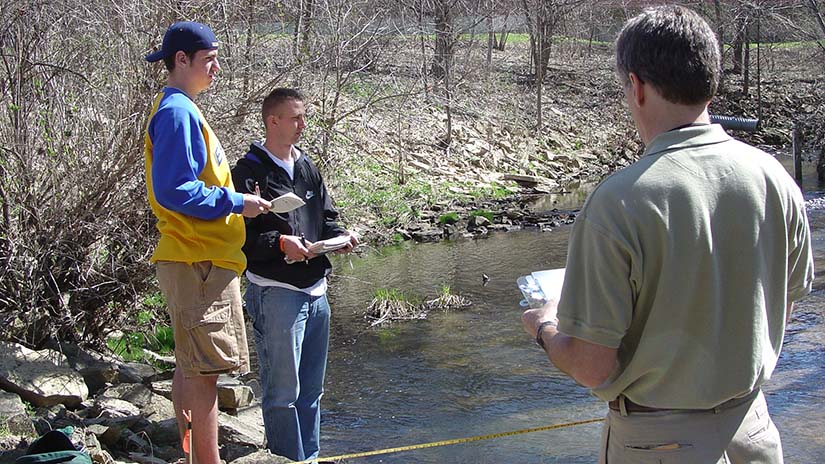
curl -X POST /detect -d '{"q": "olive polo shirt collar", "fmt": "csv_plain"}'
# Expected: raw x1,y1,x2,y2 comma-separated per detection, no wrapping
642,123,732,158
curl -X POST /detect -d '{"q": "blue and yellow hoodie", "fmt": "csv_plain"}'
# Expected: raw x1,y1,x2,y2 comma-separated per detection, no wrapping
144,88,246,275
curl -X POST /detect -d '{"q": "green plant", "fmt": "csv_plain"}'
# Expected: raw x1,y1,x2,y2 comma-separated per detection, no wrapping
142,291,166,310
107,324,175,364
373,287,418,305
469,210,494,223
426,284,472,310
438,212,459,225
376,326,401,343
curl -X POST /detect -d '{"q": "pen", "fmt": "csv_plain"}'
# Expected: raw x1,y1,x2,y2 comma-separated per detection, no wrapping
300,233,309,265
254,181,261,197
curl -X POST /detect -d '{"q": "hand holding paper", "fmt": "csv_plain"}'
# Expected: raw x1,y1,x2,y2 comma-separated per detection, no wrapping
269,192,305,213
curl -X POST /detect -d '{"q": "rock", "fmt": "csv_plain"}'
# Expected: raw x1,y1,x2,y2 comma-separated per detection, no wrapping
502,173,542,188
82,429,117,464
218,411,264,448
230,449,293,464
91,397,141,418
394,228,413,240
489,224,520,232
221,443,259,462
127,452,166,464
442,223,458,238
119,363,158,384
45,341,131,395
85,423,122,448
467,215,492,230
150,444,183,463
121,428,152,454
84,414,149,431
0,341,88,408
149,380,172,401
471,225,489,236
100,384,175,421
147,418,180,447
0,391,35,436
411,229,443,242
217,384,254,411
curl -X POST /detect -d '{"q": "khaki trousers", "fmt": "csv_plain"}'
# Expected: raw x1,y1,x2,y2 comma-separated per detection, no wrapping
600,390,783,464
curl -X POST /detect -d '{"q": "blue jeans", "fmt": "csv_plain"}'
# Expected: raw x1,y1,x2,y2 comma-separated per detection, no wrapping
245,283,330,461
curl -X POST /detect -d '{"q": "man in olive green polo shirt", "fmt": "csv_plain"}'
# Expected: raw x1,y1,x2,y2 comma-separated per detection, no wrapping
522,5,813,463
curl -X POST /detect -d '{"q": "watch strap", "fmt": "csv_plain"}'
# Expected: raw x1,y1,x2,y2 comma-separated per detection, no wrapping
535,320,558,348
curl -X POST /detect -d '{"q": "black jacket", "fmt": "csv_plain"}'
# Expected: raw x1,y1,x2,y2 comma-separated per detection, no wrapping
231,143,346,288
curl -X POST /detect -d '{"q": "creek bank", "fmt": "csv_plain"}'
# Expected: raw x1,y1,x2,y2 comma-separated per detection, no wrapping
0,341,288,464
393,190,580,244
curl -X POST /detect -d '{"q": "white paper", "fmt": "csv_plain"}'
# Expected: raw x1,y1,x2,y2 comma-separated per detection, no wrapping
308,234,351,254
308,235,350,255
269,192,305,213
531,268,566,302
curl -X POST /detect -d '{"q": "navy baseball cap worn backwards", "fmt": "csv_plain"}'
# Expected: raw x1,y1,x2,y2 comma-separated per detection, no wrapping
145,21,219,62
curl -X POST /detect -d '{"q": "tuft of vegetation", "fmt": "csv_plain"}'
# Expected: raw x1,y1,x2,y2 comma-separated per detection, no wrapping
106,307,175,366
437,212,460,225
366,288,424,326
366,285,471,326
425,285,472,310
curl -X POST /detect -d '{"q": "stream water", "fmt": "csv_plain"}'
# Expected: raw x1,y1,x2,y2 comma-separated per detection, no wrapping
304,154,825,463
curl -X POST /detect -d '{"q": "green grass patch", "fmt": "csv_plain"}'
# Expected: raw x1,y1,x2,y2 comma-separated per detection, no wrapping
107,325,175,364
469,209,493,223
438,212,459,225
373,287,419,305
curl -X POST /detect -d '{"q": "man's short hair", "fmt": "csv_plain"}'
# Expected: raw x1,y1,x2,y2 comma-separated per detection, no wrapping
616,5,720,105
162,51,196,72
262,88,305,122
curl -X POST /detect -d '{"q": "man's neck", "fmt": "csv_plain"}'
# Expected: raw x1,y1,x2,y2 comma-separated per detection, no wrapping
264,140,293,161
639,102,710,145
167,75,201,100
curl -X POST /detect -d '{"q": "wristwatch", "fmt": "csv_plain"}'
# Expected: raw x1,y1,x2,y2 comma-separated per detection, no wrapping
535,319,558,349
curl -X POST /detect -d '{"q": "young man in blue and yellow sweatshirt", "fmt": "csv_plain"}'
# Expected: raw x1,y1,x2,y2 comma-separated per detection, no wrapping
143,21,270,464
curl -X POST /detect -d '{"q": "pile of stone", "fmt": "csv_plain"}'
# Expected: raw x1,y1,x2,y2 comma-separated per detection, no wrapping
0,341,288,464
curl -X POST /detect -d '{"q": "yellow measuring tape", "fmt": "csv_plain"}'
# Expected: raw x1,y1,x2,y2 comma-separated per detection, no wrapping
293,417,604,463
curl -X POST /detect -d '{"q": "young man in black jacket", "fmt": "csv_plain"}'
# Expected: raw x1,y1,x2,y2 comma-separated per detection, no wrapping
231,88,357,461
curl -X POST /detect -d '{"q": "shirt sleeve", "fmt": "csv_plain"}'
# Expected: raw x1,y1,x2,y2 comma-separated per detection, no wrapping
556,209,635,349
149,105,244,220
786,191,814,302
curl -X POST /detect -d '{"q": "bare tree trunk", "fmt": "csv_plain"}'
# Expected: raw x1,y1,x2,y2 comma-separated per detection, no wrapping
536,15,543,134
715,0,725,89
733,15,745,75
293,0,314,60
242,0,255,98
496,11,510,50
432,0,452,78
418,1,429,98
300,0,315,57
293,0,303,57
808,0,825,38
444,49,453,149
486,0,494,69
743,21,750,96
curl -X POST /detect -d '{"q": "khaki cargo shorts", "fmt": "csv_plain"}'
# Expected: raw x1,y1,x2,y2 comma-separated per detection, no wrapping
156,261,250,378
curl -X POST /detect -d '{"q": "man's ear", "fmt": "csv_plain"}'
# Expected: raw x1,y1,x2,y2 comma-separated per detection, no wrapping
175,50,189,67
628,72,645,107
